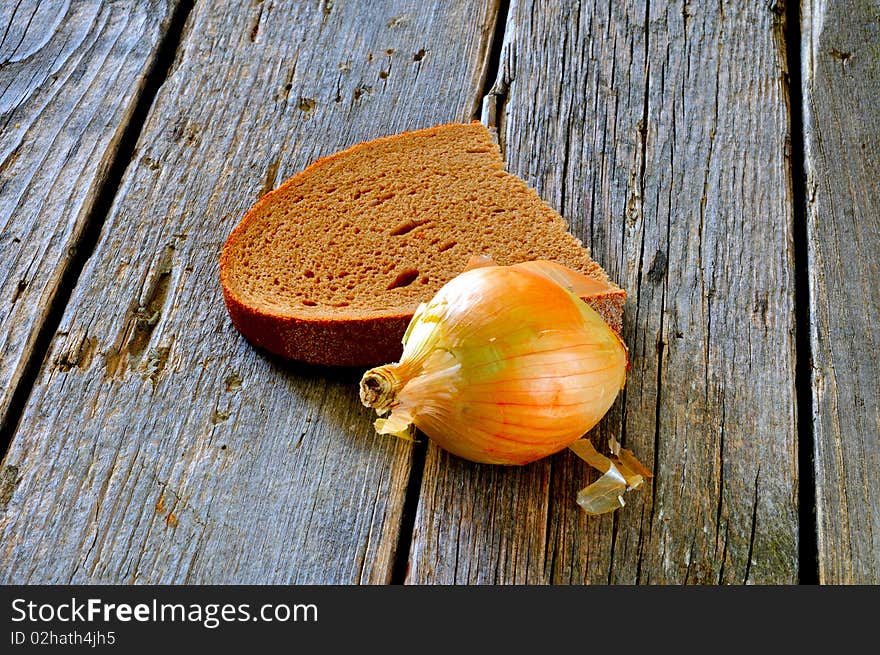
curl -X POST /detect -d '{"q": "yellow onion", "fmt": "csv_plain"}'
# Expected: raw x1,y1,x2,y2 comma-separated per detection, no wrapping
360,259,651,513
360,259,628,462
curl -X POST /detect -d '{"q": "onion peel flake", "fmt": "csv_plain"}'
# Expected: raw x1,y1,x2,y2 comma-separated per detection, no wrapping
568,438,651,515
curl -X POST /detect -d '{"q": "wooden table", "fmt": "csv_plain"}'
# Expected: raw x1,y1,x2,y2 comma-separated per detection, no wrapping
0,0,876,585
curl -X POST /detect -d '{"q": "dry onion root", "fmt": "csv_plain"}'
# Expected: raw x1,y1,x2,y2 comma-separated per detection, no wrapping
359,258,651,514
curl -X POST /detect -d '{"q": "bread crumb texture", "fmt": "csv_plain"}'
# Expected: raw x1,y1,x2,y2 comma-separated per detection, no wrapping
220,122,624,366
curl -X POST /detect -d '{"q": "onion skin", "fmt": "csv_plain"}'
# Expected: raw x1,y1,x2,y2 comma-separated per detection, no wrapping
360,262,628,465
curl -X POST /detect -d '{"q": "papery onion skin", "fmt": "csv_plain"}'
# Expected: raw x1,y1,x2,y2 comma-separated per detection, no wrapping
360,262,627,465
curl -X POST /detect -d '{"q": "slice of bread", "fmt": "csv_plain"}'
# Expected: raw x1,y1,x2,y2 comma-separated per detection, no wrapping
220,122,625,367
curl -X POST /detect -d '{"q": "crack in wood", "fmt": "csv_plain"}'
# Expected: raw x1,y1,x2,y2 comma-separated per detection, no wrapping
129,245,175,363
53,333,98,373
104,244,177,381
0,464,21,511
477,0,511,146
743,468,760,584
10,278,27,304
714,393,726,565
248,1,265,43
259,154,281,199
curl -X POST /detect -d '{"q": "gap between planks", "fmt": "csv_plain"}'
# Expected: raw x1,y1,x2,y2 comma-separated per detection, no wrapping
783,0,818,585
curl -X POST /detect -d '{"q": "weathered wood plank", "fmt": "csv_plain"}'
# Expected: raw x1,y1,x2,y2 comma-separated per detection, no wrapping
0,0,180,427
409,0,800,583
803,0,880,584
0,0,498,583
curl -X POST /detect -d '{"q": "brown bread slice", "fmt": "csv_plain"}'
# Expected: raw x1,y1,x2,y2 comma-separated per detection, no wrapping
220,122,625,367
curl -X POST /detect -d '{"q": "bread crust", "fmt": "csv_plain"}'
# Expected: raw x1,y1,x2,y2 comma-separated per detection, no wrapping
221,283,413,367
220,122,625,367
223,281,624,367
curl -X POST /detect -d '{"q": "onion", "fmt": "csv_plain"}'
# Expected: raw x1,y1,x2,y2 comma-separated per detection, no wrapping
359,260,650,513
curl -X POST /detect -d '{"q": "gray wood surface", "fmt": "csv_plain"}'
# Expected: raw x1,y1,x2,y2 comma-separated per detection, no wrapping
5,0,875,586
0,0,499,583
409,0,800,583
803,0,880,584
0,0,179,426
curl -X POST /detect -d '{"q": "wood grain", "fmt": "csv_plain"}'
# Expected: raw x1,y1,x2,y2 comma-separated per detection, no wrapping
409,0,800,583
0,0,498,583
802,0,880,584
0,0,180,427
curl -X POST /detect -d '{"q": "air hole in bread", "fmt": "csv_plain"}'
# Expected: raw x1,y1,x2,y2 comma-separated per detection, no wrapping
303,270,315,278
302,299,317,306
390,218,428,236
438,241,456,252
370,192,395,207
387,269,419,290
